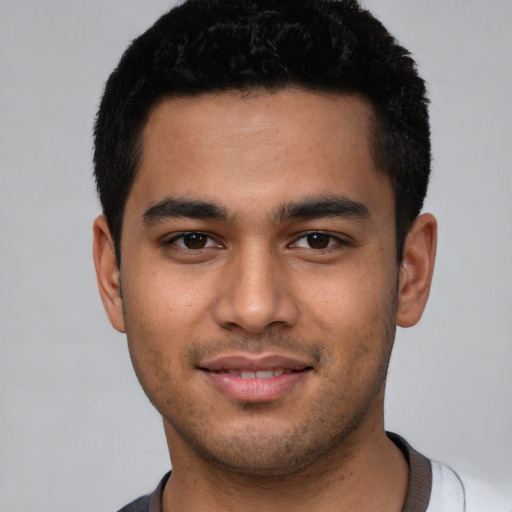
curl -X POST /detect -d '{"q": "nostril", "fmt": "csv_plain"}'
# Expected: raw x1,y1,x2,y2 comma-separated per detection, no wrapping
211,268,299,333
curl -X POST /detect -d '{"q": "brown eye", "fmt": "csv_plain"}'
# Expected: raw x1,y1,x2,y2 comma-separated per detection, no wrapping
182,232,209,249
306,233,331,249
165,231,222,257
291,232,343,251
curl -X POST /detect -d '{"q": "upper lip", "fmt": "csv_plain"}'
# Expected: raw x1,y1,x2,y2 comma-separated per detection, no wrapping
198,353,313,372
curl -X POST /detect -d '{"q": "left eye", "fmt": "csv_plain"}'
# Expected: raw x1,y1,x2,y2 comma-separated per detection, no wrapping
293,232,340,250
170,232,218,250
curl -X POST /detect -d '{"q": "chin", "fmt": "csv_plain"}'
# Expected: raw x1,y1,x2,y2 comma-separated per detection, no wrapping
171,415,360,478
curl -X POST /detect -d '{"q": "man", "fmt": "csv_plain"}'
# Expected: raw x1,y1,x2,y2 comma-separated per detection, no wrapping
92,1,509,511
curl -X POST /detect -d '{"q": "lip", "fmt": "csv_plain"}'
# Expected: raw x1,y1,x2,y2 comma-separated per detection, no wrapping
200,353,312,372
198,353,313,402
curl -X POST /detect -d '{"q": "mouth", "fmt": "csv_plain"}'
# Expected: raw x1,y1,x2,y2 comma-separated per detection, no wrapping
201,367,308,379
198,354,314,402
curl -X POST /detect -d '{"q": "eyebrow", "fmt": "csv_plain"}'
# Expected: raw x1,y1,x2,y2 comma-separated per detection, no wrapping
141,195,371,227
142,198,229,225
276,196,371,223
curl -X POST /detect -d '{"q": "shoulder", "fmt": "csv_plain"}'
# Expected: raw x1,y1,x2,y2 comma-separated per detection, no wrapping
463,473,512,512
428,461,512,512
116,472,171,512
117,494,151,512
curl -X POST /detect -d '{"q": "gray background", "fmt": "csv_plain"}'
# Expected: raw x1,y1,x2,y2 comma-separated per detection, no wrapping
1,1,510,510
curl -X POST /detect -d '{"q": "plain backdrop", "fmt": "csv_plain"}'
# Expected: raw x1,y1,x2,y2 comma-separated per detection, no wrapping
1,1,511,511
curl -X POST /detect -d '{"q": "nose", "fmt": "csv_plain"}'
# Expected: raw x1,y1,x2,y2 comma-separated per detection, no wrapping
212,245,299,334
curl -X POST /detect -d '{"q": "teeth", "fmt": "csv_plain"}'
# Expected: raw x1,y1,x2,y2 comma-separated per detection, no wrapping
228,369,286,379
255,370,274,379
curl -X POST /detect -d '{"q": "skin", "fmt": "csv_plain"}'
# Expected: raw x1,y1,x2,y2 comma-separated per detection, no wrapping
94,89,437,511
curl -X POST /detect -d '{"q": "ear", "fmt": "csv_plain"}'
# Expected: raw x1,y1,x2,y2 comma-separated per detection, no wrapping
92,215,126,333
396,213,437,328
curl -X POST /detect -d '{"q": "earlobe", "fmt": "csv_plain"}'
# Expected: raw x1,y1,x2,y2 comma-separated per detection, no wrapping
396,213,437,328
92,215,126,333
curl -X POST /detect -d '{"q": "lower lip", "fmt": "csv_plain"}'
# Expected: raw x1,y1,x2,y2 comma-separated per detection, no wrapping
201,370,309,402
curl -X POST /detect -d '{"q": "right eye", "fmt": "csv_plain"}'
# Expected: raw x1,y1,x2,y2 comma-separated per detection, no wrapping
167,232,220,250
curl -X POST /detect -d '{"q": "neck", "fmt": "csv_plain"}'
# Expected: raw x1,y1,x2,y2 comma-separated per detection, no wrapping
162,418,409,512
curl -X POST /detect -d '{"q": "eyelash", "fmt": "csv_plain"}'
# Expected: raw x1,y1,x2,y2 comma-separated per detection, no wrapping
165,231,221,251
290,232,347,251
164,231,348,252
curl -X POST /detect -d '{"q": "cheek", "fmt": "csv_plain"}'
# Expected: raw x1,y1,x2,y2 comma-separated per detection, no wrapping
123,299,195,419
123,256,216,328
297,260,397,367
120,268,204,388
299,261,394,327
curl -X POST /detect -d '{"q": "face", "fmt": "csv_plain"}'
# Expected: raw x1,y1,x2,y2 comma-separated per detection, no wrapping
94,89,435,476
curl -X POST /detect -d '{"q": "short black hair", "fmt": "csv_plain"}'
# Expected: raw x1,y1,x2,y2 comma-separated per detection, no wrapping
94,0,430,263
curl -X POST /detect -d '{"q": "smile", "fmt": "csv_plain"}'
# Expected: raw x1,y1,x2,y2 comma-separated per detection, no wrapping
222,369,290,379
198,355,313,402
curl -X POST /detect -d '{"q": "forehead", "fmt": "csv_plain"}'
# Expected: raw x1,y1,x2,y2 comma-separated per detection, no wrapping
129,88,391,220
141,88,375,164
